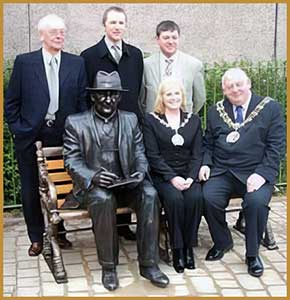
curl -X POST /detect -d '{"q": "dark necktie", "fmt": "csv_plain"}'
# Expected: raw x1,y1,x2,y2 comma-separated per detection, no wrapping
235,106,243,124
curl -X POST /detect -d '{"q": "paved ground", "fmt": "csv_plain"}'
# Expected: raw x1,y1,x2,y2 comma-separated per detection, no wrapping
3,196,287,297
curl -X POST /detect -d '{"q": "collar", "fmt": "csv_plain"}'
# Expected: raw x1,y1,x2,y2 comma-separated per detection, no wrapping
160,50,178,63
94,106,118,123
233,91,252,111
158,109,187,122
42,48,61,65
104,35,123,52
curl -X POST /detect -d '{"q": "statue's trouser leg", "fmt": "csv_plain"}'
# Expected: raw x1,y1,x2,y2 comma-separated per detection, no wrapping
88,189,118,267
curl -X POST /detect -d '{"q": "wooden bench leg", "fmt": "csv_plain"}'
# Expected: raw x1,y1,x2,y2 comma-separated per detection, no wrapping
51,237,67,283
159,209,172,264
42,222,68,284
261,221,279,250
233,211,245,234
42,233,52,258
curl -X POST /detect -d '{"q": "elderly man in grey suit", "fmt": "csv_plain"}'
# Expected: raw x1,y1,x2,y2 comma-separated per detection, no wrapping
140,20,206,114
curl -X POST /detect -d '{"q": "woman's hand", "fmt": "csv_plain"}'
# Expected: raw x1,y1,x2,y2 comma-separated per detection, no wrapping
183,177,194,190
170,176,187,191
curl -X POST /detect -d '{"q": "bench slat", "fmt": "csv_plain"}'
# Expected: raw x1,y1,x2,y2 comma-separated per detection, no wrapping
57,199,65,208
56,184,73,195
49,172,71,182
42,146,63,157
58,207,134,220
47,160,65,170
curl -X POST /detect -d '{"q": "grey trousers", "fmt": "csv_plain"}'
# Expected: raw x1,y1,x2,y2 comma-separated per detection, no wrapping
87,179,160,268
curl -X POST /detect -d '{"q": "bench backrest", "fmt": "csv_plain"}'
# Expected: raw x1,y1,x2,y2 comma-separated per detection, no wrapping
37,144,72,209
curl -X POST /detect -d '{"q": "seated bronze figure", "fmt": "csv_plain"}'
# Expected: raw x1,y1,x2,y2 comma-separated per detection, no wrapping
63,70,169,291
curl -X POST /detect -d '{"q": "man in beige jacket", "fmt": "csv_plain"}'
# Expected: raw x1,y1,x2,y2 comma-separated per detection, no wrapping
140,20,206,114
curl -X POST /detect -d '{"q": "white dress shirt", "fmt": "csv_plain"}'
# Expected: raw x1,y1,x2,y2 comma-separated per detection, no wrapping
232,92,252,121
42,48,61,77
105,36,122,60
160,51,182,80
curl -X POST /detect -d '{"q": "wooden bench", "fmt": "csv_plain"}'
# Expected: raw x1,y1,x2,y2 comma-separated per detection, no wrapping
35,141,139,284
35,141,278,283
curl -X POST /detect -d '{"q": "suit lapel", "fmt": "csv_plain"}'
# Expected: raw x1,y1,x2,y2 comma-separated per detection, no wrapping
59,51,71,88
148,53,161,86
99,37,118,65
89,108,101,147
33,49,50,97
117,111,124,147
245,93,262,118
156,52,162,82
223,97,235,122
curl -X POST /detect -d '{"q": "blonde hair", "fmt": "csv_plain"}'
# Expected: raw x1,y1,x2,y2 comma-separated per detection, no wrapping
153,79,187,114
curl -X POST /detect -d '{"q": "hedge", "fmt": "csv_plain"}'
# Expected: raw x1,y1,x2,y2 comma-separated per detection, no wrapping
3,59,287,206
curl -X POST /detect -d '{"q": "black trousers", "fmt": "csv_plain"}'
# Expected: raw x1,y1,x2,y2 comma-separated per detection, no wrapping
154,181,203,249
15,123,64,243
88,179,160,268
203,171,273,257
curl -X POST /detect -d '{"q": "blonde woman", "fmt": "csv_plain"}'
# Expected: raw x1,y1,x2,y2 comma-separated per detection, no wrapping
143,79,203,273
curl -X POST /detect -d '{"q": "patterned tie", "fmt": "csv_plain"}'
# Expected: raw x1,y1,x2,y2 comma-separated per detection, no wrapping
47,56,59,118
111,45,121,64
165,58,173,76
235,106,243,124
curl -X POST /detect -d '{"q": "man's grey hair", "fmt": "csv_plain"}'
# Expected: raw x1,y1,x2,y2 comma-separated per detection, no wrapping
37,14,66,32
221,68,251,88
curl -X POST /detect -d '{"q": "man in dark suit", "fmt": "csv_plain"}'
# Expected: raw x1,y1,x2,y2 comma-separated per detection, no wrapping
80,6,143,120
4,14,88,257
199,68,285,277
81,6,144,239
63,70,169,291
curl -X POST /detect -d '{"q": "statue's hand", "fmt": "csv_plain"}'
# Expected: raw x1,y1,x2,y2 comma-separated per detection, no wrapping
92,168,119,188
127,171,145,189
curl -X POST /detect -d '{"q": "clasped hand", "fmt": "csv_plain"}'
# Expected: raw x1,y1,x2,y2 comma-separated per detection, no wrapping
170,176,193,191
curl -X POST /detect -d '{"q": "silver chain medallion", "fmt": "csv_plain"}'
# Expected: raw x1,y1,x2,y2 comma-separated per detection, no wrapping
171,132,184,146
226,131,240,143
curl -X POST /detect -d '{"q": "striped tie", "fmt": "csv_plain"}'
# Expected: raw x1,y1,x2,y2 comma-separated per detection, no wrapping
165,58,173,76
111,45,121,64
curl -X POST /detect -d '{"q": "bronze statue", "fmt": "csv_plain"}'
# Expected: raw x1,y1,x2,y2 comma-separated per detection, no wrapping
63,70,169,291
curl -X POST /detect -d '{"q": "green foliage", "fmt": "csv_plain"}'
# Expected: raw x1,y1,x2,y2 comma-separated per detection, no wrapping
3,60,21,206
3,59,287,206
201,60,287,127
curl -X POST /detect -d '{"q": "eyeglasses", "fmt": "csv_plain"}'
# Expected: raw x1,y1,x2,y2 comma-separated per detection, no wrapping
47,29,66,37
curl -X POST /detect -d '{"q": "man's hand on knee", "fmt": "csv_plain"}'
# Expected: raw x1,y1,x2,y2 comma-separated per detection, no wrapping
199,165,210,182
246,173,266,192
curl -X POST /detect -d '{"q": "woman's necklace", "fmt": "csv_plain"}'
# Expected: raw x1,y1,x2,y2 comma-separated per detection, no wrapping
150,112,192,146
